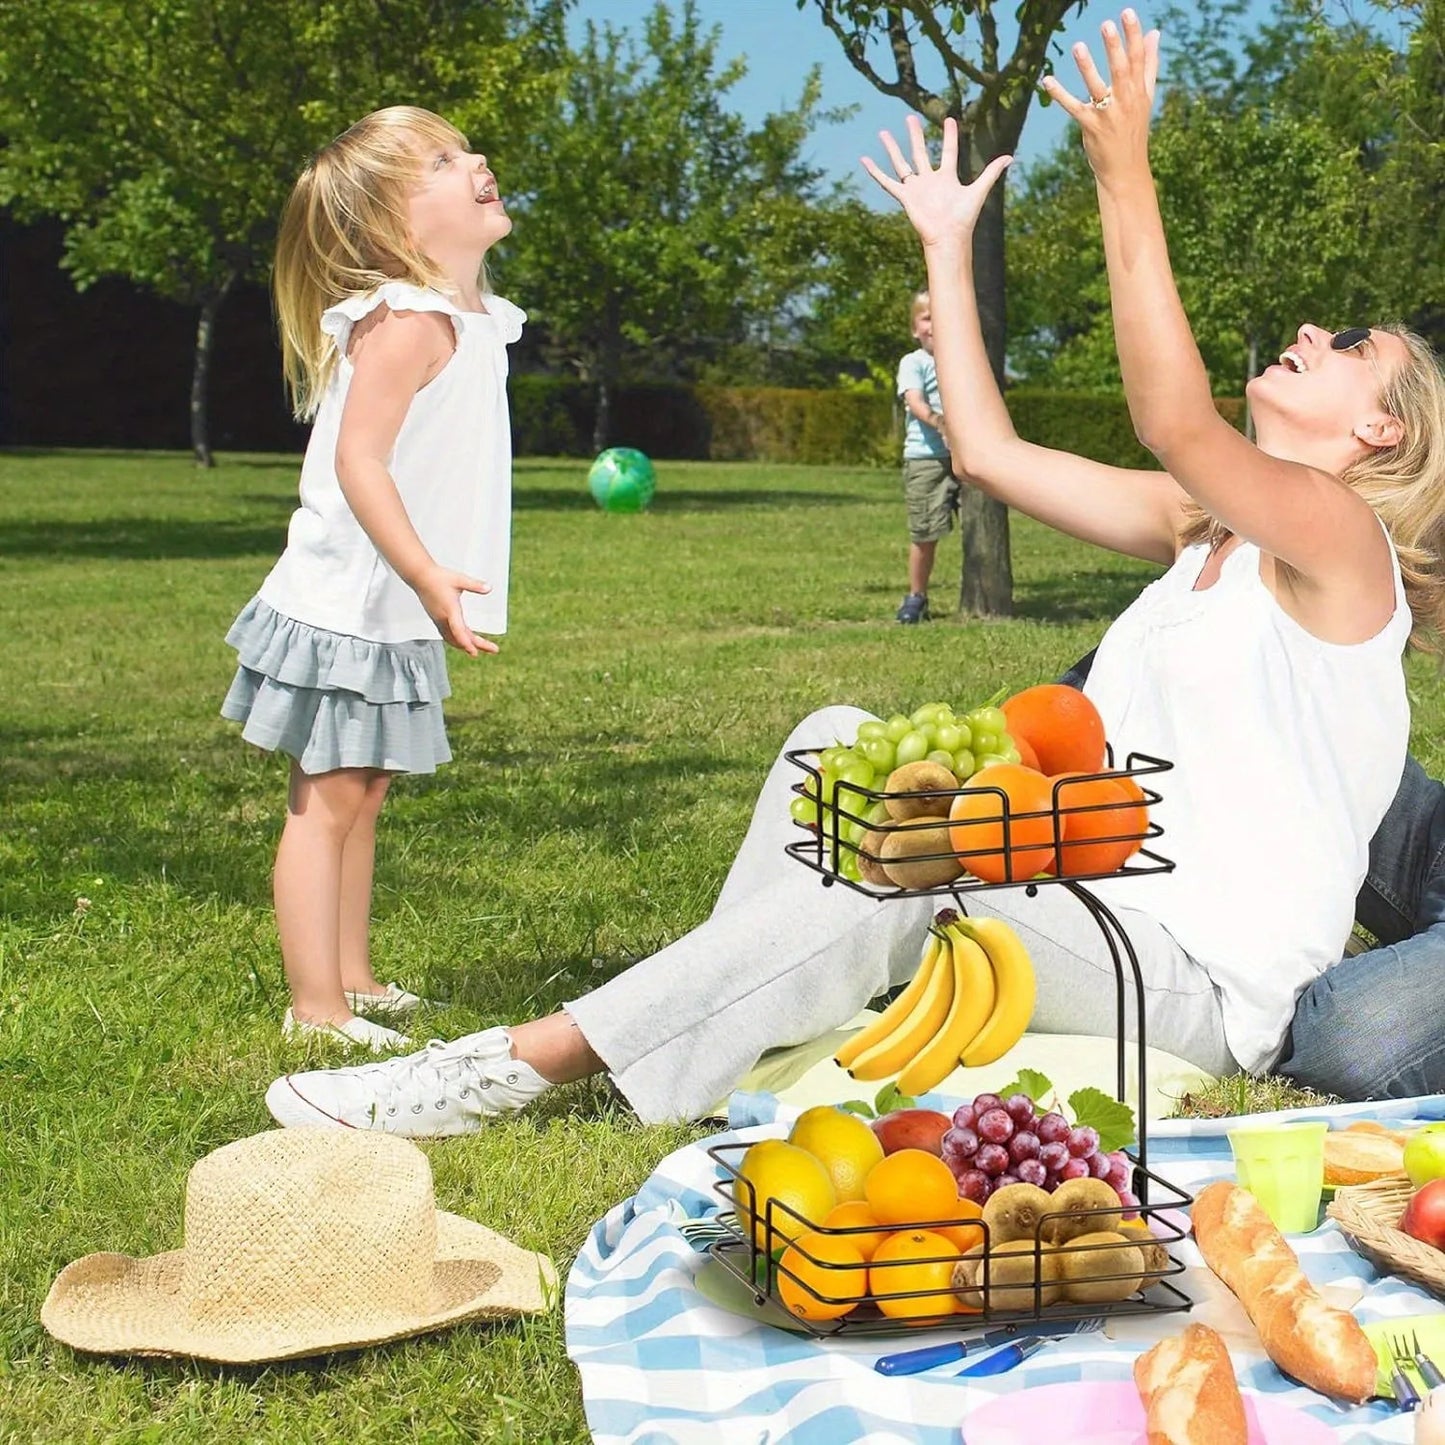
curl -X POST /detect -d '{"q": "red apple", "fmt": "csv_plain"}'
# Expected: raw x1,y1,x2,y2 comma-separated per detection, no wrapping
1400,1177,1445,1250
871,1108,952,1157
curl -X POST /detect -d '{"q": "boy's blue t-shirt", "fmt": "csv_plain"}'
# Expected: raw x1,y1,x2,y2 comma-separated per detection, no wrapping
896,347,949,461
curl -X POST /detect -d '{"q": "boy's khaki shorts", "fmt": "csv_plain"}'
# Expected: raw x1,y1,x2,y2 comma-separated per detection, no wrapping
903,457,960,544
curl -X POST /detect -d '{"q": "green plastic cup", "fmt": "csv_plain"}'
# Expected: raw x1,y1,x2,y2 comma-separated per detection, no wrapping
1226,1120,1328,1233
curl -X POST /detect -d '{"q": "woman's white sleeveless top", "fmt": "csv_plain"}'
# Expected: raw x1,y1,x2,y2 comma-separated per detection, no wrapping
259,281,524,644
1084,531,1410,1071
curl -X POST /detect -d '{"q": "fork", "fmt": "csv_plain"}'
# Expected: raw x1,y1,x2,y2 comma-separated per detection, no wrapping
1391,1333,1424,1411
1412,1330,1445,1391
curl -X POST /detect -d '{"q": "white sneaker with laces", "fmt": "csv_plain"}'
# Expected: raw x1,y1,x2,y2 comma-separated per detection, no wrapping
264,1027,551,1136
343,982,427,1017
281,1008,412,1052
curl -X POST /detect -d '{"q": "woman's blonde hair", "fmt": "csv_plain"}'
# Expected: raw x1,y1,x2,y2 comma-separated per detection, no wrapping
273,105,474,418
1179,324,1445,653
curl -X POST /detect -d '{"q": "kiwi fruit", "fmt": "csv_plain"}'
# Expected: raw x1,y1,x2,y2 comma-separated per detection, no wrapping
1056,1230,1146,1303
883,761,960,821
1039,1177,1125,1246
956,1238,1064,1311
879,816,963,888
857,826,897,887
950,1242,985,1292
981,1182,1055,1245
1118,1219,1169,1287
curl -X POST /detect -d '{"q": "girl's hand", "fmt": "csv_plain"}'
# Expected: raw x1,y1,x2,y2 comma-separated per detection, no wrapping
1042,10,1160,189
862,115,1012,251
416,567,499,657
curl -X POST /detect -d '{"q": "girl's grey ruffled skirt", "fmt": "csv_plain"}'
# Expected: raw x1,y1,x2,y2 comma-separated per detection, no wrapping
221,597,451,775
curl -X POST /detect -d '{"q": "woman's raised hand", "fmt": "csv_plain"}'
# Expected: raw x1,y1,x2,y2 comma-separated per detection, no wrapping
862,115,1012,250
1042,9,1160,188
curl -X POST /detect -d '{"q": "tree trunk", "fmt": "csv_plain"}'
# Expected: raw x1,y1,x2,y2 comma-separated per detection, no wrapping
956,115,1025,618
190,271,236,468
591,302,624,454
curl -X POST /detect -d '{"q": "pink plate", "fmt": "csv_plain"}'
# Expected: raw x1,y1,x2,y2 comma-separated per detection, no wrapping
962,1379,1339,1445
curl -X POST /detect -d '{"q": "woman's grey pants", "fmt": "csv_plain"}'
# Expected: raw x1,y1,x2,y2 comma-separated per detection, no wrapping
564,707,1236,1123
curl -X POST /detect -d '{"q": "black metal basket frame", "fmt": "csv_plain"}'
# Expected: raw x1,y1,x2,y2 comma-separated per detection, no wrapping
700,744,1194,1337
706,1139,1193,1337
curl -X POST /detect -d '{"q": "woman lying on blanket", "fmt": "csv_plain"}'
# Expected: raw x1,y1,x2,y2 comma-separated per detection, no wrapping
263,12,1445,1137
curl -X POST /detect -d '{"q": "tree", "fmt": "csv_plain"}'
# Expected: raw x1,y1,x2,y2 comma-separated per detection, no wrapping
0,0,564,465
805,0,1088,617
1006,0,1436,404
500,0,842,450
1373,0,1445,340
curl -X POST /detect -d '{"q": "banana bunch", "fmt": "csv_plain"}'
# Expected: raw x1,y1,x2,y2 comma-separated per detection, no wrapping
834,910,1038,1094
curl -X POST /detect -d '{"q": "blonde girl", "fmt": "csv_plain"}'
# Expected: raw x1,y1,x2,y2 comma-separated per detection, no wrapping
223,106,524,1049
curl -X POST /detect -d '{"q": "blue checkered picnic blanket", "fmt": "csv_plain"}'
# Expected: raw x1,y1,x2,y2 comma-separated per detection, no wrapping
565,1091,1445,1444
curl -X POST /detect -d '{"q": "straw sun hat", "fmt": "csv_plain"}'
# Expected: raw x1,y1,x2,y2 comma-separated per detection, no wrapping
41,1128,557,1363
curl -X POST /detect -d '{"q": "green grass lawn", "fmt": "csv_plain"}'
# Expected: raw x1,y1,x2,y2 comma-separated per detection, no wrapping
3,450,1442,1442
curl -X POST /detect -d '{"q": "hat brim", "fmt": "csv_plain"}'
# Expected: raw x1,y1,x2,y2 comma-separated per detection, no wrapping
40,1211,557,1364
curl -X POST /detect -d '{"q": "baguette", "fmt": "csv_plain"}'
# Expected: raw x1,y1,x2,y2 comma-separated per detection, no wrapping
1133,1323,1247,1445
1190,1180,1377,1402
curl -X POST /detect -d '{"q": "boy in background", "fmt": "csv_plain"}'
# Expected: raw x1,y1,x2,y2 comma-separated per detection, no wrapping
894,290,960,622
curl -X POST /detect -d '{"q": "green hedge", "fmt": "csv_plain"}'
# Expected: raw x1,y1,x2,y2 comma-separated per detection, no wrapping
508,375,1245,469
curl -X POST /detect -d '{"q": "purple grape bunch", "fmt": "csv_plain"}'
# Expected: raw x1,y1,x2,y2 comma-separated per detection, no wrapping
940,1092,1135,1206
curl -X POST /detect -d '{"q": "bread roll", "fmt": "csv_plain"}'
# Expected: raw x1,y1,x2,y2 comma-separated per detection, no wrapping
1323,1128,1406,1186
1191,1181,1377,1402
1133,1323,1247,1444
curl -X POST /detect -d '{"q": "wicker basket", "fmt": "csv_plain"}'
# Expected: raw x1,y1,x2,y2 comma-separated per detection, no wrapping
1327,1178,1445,1300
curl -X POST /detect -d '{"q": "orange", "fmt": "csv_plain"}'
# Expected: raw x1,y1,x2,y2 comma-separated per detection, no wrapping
932,1196,985,1254
947,763,1057,883
777,1229,870,1322
868,1228,963,1321
821,1200,889,1261
787,1105,886,1203
736,1139,837,1252
864,1148,959,1227
1001,685,1107,777
1108,772,1148,807
1011,733,1042,771
1052,773,1149,877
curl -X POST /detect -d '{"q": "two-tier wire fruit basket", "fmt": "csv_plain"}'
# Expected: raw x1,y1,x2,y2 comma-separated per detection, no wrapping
704,745,1196,1337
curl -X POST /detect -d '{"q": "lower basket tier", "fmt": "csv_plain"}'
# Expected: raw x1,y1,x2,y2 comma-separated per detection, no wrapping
707,1140,1194,1337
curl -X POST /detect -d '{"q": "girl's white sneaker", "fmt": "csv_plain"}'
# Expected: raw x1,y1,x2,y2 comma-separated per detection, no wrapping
343,983,426,1017
282,1009,412,1052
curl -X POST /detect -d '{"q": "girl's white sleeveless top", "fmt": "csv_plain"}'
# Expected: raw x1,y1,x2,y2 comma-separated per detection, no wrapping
1084,531,1410,1072
259,281,524,644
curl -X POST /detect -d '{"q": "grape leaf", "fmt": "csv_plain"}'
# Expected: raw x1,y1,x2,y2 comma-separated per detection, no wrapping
1067,1087,1137,1154
838,1098,876,1119
873,1082,917,1115
994,1067,1054,1104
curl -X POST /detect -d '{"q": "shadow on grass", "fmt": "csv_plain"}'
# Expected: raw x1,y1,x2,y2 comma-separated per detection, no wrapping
0,733,742,922
512,488,869,513
0,519,287,562
1012,567,1156,622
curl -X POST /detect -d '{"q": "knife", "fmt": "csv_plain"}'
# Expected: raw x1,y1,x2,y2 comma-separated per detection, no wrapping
873,1316,1103,1376
955,1335,1050,1377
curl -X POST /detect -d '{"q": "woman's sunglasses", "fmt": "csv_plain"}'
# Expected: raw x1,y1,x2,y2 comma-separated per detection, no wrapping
1331,326,1374,354
1331,326,1392,401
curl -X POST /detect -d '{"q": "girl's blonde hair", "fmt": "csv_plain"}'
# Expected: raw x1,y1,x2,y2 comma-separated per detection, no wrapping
273,105,474,418
1179,325,1445,654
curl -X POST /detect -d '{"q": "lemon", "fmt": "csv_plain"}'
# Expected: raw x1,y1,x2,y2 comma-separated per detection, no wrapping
787,1105,886,1204
736,1139,837,1252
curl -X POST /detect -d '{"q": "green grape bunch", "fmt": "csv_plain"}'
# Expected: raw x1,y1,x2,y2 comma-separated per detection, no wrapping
788,699,1024,880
